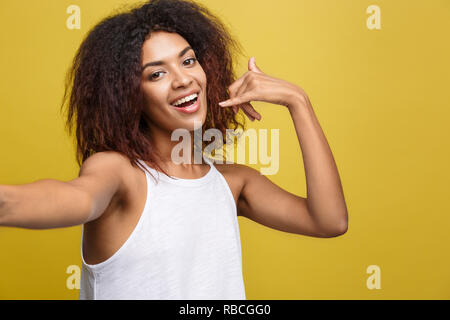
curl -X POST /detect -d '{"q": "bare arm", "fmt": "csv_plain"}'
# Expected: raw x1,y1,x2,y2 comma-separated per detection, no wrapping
287,94,348,234
234,95,348,238
0,151,127,229
218,57,348,237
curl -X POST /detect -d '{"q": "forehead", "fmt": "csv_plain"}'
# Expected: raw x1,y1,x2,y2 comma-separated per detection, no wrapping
141,31,190,62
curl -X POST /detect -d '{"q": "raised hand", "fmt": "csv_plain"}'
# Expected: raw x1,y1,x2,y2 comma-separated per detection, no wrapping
219,57,307,121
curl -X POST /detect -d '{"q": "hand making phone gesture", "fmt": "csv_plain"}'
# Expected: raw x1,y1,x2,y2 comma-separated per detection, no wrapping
219,57,310,121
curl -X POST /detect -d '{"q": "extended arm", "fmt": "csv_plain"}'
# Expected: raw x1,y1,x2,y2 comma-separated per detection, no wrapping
0,152,127,229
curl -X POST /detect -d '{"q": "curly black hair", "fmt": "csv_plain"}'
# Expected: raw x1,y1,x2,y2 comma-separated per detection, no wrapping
60,0,247,180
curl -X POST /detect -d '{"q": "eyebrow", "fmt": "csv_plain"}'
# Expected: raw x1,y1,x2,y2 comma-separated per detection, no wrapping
142,46,194,72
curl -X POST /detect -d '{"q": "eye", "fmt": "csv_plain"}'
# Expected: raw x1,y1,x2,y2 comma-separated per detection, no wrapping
183,57,197,66
148,58,197,81
149,71,164,80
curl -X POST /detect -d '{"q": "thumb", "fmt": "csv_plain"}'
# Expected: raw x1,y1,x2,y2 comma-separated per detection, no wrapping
248,56,263,74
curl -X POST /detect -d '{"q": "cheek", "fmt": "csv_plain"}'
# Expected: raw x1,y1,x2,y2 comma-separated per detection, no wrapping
141,83,169,107
140,92,165,123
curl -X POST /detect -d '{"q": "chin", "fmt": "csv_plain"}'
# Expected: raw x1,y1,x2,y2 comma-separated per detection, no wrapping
186,115,207,132
186,102,208,131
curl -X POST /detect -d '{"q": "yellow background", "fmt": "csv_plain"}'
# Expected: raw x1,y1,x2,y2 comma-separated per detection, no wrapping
1,0,449,299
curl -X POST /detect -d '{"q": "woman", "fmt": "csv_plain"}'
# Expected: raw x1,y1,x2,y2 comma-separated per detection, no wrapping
0,0,348,299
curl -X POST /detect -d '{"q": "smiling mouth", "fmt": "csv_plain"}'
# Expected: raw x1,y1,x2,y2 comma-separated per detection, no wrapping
170,95,201,114
171,96,198,108
170,91,200,108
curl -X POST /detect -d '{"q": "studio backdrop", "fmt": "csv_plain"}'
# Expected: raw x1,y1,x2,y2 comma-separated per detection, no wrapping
0,0,449,299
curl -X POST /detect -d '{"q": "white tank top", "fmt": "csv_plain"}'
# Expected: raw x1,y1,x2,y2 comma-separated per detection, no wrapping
79,157,246,300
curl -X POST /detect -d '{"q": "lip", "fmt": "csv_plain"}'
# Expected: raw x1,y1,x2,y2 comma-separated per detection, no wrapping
171,95,201,114
169,89,200,106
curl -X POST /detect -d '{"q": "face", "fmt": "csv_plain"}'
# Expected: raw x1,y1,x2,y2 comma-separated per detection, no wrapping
140,31,208,134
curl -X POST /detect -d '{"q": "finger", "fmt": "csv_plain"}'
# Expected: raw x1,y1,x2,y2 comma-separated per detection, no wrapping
228,78,245,114
240,105,255,121
234,81,261,122
248,57,264,74
222,76,249,115
228,72,250,99
234,80,253,121
219,91,254,107
241,102,261,121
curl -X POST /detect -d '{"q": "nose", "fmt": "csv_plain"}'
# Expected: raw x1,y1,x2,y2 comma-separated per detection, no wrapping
171,66,193,89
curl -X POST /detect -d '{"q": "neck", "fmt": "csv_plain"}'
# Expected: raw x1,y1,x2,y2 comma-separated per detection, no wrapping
147,125,206,173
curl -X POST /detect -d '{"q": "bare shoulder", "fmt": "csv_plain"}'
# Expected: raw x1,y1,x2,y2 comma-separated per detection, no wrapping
213,162,250,183
81,151,131,170
214,162,259,181
212,162,259,213
79,151,140,206
80,151,133,182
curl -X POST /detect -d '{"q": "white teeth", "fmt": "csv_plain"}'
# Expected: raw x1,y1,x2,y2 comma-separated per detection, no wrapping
172,93,198,106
